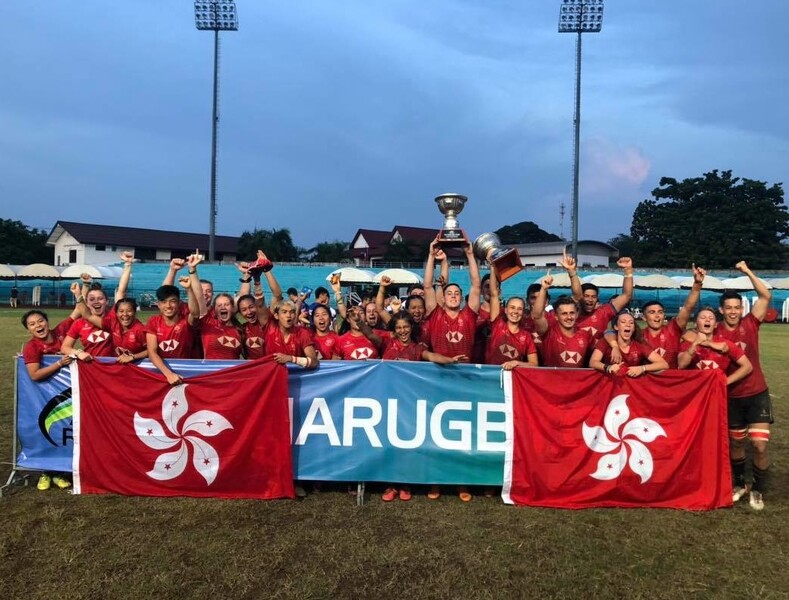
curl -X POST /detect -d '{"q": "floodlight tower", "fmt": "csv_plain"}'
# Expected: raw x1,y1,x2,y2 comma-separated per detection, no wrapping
558,0,604,261
194,1,239,262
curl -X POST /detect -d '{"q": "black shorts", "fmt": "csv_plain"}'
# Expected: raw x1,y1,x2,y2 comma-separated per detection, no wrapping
728,389,774,429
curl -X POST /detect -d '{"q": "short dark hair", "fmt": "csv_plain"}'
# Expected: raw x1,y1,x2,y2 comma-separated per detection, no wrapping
156,285,181,302
315,286,329,298
114,298,138,313
581,283,599,295
553,295,578,311
286,287,298,297
642,300,664,312
719,290,742,307
21,310,48,328
526,283,541,297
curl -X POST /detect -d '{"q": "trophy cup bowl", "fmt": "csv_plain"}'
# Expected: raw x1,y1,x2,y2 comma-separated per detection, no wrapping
473,232,524,282
434,193,469,246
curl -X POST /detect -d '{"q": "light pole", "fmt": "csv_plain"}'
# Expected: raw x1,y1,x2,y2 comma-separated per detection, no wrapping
194,1,239,262
558,0,604,261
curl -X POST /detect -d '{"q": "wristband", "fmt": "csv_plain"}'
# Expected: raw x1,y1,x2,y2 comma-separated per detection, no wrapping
239,277,252,283
642,366,646,374
294,356,309,368
76,295,86,303
188,269,196,275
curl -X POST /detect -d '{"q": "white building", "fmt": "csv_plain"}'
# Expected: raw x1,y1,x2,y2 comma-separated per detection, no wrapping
514,240,619,268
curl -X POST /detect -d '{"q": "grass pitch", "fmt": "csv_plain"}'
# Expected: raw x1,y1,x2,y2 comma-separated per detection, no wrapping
0,309,786,599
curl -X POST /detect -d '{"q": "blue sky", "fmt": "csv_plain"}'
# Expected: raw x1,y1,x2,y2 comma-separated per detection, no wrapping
2,1,787,249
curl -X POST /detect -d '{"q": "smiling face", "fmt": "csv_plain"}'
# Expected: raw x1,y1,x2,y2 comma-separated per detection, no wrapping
238,298,257,323
720,298,743,328
444,285,462,310
393,317,413,344
364,302,378,326
407,296,426,322
157,295,180,320
581,289,599,315
505,298,525,325
312,306,331,333
201,282,214,307
643,303,665,331
555,300,578,331
614,313,636,342
87,289,108,317
115,300,136,329
25,312,50,340
696,309,717,335
214,294,235,324
347,305,364,331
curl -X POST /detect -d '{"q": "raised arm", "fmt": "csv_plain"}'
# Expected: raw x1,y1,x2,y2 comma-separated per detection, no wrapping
676,263,705,329
115,251,134,303
736,260,771,322
186,253,207,321
488,264,501,322
375,276,392,325
423,237,439,314
611,257,634,313
162,258,184,286
532,272,553,335
331,274,348,321
465,242,481,314
562,248,582,302
236,260,252,298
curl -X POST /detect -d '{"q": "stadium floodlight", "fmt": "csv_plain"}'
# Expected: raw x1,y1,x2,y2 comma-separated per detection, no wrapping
557,0,604,261
194,1,239,262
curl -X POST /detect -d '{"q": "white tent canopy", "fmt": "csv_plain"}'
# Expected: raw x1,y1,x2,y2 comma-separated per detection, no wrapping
531,272,573,288
373,269,423,285
721,276,773,291
634,274,680,289
671,275,727,291
0,265,18,279
16,263,62,279
59,264,124,279
582,273,624,288
767,277,789,290
326,267,376,284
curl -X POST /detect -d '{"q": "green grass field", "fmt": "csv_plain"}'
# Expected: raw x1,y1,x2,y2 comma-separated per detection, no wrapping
0,308,786,599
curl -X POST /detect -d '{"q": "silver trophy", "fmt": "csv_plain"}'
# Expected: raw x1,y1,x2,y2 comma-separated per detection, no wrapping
434,193,468,246
473,232,523,282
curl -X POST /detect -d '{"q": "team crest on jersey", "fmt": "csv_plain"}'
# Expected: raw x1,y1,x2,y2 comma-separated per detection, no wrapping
87,330,110,344
446,331,464,343
217,335,240,349
561,350,582,365
351,347,374,360
697,360,719,370
581,326,598,338
498,343,519,359
246,337,263,349
654,347,666,358
160,339,180,352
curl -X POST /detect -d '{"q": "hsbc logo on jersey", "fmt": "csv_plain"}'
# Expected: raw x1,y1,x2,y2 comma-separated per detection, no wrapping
737,341,747,351
581,326,599,338
654,347,667,358
696,360,719,370
217,336,240,349
446,331,464,343
498,344,519,359
159,339,180,353
560,350,582,365
351,347,374,360
246,337,263,349
87,330,110,344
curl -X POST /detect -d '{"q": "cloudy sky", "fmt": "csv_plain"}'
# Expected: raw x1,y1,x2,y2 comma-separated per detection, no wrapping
2,1,787,249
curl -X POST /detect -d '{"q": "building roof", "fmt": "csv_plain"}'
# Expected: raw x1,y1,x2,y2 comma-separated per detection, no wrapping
47,221,240,255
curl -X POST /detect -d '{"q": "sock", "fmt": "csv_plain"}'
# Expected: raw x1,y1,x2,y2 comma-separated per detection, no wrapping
731,457,746,488
752,465,769,493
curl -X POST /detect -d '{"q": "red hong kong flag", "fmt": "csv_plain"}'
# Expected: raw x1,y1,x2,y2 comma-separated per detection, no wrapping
73,358,293,499
502,369,731,510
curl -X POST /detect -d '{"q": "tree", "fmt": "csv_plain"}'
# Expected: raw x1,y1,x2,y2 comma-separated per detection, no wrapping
607,233,636,260
0,220,53,264
238,228,299,262
383,240,418,263
311,241,349,263
630,170,789,268
494,221,561,244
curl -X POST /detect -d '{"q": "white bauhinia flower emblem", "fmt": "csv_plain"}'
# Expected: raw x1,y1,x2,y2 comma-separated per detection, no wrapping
582,394,666,484
134,385,233,485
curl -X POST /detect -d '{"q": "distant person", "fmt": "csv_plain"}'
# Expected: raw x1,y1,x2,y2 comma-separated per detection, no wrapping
10,286,19,308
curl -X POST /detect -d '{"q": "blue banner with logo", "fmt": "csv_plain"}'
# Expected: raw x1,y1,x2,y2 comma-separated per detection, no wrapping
14,357,506,485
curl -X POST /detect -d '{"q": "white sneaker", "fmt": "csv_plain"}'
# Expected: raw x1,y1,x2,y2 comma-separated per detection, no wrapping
732,486,748,503
749,491,764,511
